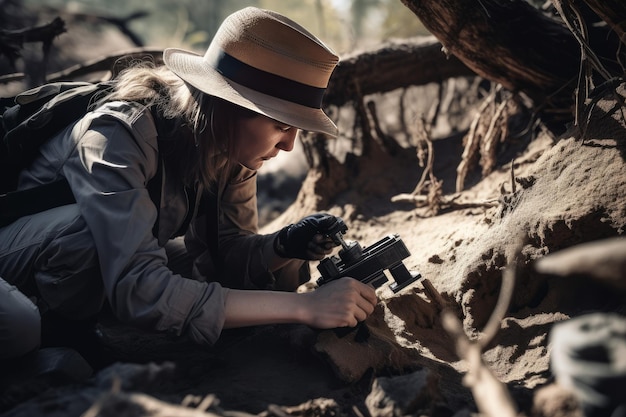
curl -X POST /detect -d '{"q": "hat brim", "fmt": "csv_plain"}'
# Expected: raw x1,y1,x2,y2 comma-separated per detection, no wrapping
163,48,338,137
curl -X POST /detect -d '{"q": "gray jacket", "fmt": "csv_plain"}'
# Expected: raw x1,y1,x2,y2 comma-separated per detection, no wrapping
16,101,294,345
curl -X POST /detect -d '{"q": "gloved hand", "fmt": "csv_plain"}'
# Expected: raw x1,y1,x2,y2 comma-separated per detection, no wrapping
274,213,342,260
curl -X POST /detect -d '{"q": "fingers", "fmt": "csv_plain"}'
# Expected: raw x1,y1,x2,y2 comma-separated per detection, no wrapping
316,213,340,232
358,280,378,307
312,233,337,248
350,299,372,324
354,286,377,320
304,278,378,329
306,234,338,260
339,278,377,325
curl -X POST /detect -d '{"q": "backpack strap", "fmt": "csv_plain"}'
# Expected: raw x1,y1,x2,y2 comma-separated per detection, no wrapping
0,96,199,244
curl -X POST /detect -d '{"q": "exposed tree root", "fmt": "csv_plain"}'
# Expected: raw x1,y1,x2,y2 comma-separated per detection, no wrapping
455,85,520,193
391,110,500,214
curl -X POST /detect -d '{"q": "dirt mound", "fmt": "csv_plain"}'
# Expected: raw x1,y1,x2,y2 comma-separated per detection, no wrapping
307,83,626,415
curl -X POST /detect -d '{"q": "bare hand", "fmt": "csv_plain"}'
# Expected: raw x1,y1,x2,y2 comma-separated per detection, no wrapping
300,278,378,328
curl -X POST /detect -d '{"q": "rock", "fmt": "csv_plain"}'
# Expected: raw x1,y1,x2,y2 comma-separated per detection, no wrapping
365,369,437,417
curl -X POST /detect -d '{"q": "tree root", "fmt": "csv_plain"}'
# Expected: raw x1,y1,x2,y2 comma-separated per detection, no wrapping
391,192,499,212
456,85,518,193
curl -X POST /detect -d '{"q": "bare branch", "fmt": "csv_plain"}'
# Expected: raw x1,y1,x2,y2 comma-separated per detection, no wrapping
0,16,66,46
439,239,523,417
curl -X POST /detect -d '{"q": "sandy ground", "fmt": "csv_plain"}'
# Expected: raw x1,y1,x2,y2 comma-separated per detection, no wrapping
1,81,625,417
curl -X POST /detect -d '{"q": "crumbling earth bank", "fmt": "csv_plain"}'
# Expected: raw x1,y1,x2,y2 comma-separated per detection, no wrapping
310,85,626,416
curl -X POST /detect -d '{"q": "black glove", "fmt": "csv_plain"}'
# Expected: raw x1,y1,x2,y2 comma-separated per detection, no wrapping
274,213,342,260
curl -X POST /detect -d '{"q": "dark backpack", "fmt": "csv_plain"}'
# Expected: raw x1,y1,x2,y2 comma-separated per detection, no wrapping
1,81,113,192
0,81,113,226
0,81,195,241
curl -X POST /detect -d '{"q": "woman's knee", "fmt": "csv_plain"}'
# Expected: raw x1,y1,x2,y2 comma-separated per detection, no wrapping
0,279,41,359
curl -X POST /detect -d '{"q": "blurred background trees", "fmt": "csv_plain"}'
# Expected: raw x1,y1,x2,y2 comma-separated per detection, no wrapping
0,0,432,96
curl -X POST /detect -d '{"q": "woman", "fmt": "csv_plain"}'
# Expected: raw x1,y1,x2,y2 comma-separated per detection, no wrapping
0,7,377,365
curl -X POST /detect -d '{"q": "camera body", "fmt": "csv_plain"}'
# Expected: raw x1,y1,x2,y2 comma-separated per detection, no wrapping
316,219,421,293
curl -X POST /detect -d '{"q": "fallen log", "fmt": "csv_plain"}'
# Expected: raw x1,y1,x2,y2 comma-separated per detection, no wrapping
400,0,625,128
324,36,475,107
400,0,581,124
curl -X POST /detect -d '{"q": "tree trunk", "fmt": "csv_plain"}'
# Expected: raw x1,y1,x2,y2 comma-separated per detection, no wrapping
400,0,582,124
324,36,474,108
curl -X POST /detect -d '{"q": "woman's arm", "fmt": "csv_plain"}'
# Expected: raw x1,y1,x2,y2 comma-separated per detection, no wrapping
223,277,378,329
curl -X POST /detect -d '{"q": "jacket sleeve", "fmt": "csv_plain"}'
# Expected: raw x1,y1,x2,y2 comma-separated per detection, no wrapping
62,103,228,346
186,165,307,290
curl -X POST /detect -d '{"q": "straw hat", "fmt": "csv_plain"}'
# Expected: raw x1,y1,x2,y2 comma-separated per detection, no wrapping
163,7,339,137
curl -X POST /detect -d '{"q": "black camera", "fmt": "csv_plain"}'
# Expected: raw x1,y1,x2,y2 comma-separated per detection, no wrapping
316,218,421,293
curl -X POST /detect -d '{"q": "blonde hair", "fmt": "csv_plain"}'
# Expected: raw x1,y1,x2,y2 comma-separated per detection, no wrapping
97,61,254,191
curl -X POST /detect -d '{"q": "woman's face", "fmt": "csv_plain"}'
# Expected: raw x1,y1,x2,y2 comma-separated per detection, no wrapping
232,114,298,170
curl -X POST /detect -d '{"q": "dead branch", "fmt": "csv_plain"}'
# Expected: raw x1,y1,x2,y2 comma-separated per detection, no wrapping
440,244,521,417
82,391,233,417
0,16,66,47
0,47,164,84
456,91,496,193
410,116,436,197
391,193,499,211
366,100,404,155
441,310,518,417
551,0,613,134
392,109,502,214
534,237,626,291
353,79,374,156
392,113,447,214
455,85,522,193
421,278,451,310
579,77,626,141
510,159,517,195
75,11,149,47
581,0,626,47
0,17,67,85
477,263,517,349
480,97,511,177
551,0,613,82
